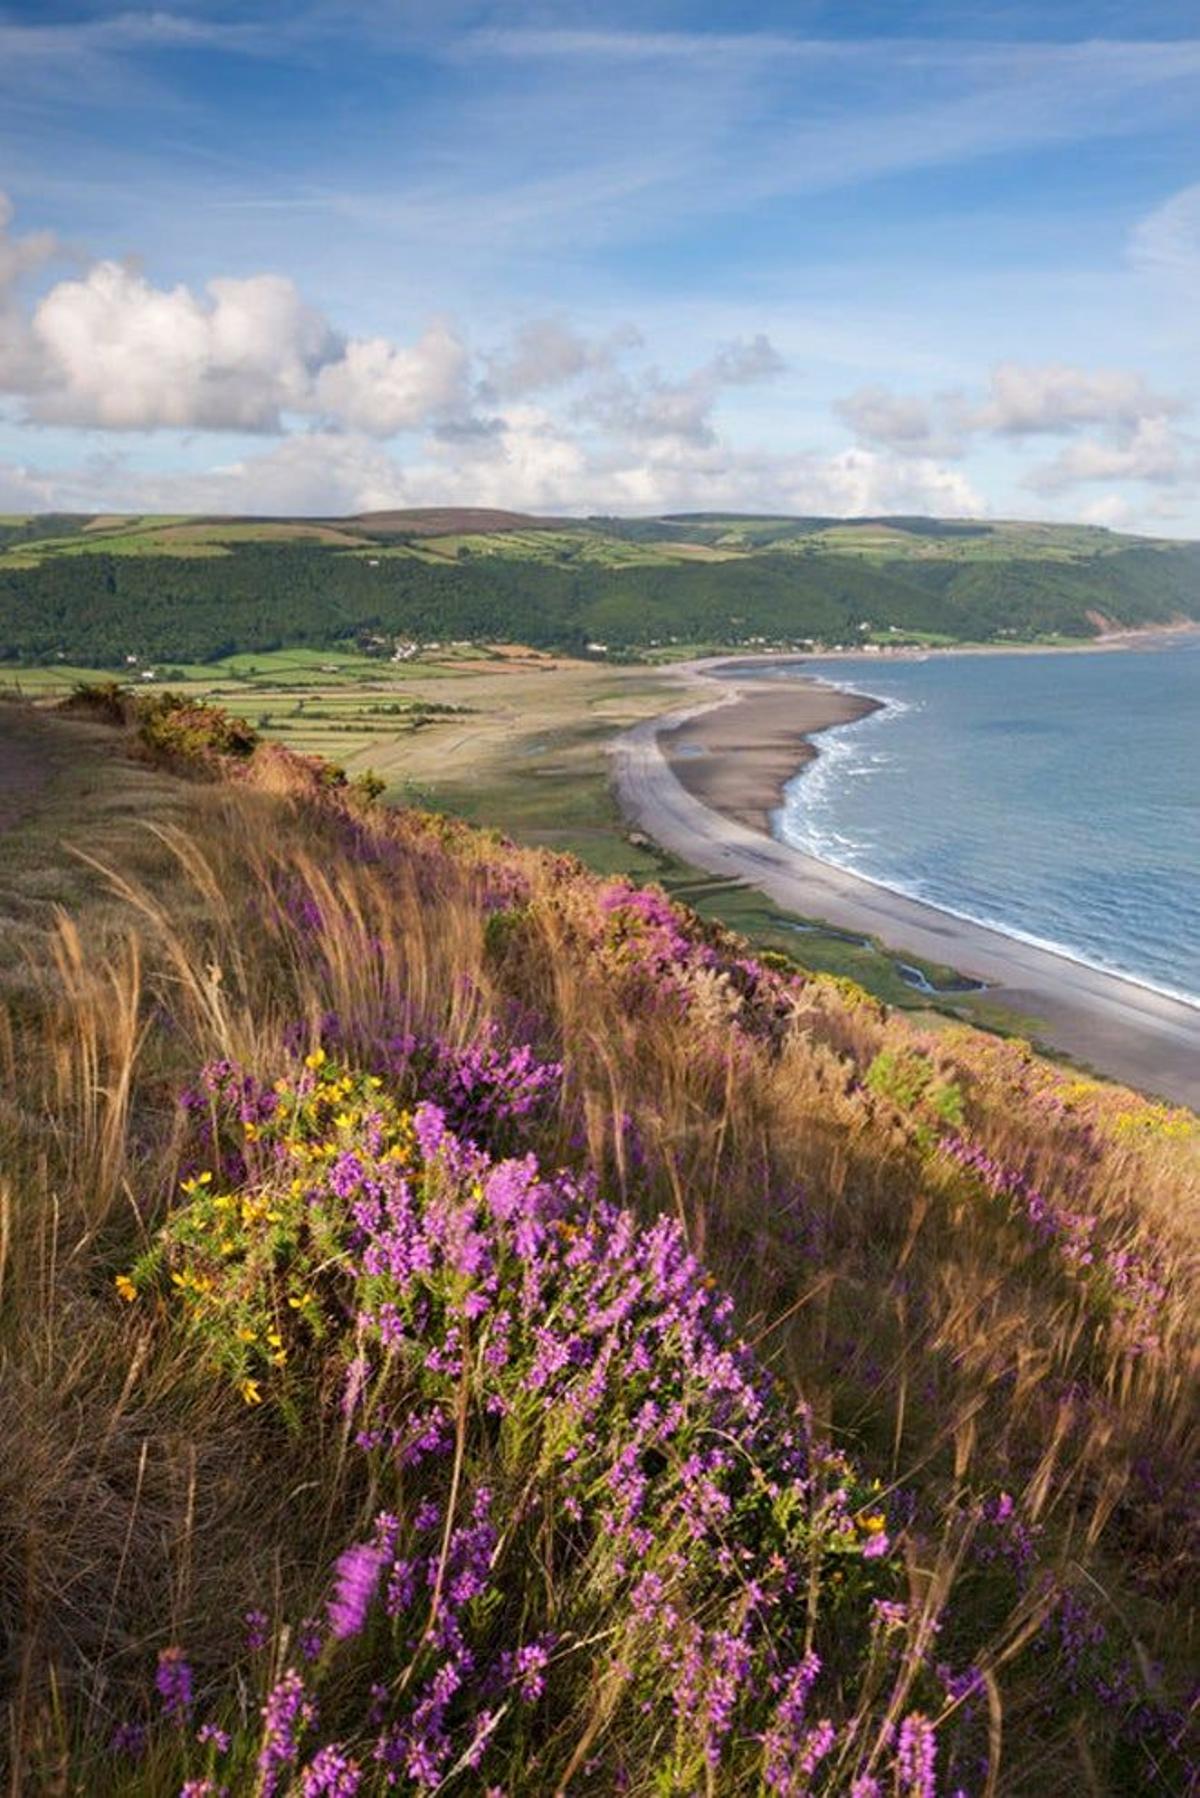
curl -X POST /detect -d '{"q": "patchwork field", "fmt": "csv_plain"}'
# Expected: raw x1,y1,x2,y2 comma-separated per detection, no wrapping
0,507,1185,571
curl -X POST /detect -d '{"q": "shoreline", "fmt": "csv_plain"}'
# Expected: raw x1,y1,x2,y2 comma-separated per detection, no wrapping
657,676,881,836
612,651,1200,1108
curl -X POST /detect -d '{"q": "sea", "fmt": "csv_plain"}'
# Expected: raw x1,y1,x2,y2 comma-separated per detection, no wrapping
764,636,1200,1008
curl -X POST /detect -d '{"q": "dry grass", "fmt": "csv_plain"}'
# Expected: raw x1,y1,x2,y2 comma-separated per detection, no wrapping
0,707,1196,1791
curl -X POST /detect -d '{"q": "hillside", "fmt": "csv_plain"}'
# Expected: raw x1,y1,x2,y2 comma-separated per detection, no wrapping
1,690,1196,1794
2,511,1198,666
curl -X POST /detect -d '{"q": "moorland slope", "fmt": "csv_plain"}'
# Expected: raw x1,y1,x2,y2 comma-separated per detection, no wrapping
0,691,1196,1795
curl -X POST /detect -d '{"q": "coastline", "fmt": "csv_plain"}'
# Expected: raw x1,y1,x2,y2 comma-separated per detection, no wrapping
658,677,881,836
612,654,1200,1109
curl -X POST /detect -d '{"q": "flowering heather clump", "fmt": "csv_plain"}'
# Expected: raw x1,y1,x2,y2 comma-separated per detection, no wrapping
373,1020,564,1150
108,1049,980,1792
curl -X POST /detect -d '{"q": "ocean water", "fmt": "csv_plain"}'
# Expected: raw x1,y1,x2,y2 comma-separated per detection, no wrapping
767,639,1200,1006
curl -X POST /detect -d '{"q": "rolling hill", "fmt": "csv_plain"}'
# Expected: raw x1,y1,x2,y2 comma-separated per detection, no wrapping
2,510,1197,666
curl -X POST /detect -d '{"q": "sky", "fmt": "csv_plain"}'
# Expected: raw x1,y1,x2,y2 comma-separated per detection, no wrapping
0,1,1197,530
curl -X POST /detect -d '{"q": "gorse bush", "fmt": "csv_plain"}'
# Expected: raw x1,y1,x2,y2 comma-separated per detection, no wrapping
135,693,260,764
1,696,1196,1793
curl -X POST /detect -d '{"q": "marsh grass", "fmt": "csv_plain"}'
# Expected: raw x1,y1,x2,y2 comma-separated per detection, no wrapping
0,705,1195,1793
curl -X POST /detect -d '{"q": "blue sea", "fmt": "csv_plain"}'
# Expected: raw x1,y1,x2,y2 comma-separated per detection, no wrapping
766,638,1200,1007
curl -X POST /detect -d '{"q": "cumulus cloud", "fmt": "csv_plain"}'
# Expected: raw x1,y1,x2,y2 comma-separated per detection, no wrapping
28,264,339,430
582,334,786,448
835,360,1193,504
0,192,469,437
1026,417,1195,492
971,361,1180,436
0,455,59,512
311,323,469,435
1075,494,1138,529
833,383,962,455
8,194,1180,525
704,445,983,520
708,334,786,385
481,317,641,399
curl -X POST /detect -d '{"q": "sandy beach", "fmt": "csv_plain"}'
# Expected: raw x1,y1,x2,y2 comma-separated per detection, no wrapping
613,662,1200,1109
659,678,880,834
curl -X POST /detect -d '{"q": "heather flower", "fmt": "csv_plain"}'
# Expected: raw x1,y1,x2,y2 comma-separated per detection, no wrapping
515,1638,552,1703
896,1712,937,1798
244,1608,269,1653
155,1647,194,1723
259,1669,316,1797
328,1541,388,1640
197,1722,231,1752
300,1744,362,1795
109,1719,147,1758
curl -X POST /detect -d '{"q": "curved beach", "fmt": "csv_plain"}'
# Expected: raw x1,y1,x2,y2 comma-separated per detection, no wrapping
612,662,1200,1109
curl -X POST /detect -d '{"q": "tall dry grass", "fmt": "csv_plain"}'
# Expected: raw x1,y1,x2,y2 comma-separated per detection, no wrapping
0,737,1196,1791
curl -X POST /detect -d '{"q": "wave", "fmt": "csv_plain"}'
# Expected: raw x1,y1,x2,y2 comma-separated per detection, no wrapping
774,685,1200,1015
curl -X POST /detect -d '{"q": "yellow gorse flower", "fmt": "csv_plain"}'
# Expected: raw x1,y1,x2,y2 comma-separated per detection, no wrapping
114,1273,137,1303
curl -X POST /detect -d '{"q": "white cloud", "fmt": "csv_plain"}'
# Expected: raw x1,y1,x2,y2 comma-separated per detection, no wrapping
582,335,785,448
1027,417,1195,492
1076,494,1138,529
0,192,59,391
835,362,1194,502
972,361,1180,436
0,412,983,523
708,334,786,385
0,194,470,437
737,446,983,519
834,384,959,455
312,323,469,435
481,318,640,399
0,455,59,512
28,263,338,430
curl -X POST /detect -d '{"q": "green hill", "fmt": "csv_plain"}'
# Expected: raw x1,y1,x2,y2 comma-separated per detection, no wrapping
2,511,1197,667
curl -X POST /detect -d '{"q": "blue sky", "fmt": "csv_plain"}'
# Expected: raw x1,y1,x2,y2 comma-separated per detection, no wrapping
0,1,1197,529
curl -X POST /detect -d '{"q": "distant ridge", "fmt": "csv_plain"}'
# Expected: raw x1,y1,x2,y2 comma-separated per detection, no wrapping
4,506,1198,664
345,507,548,536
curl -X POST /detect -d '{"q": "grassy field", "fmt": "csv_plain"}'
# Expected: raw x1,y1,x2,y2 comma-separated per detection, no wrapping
0,508,1173,572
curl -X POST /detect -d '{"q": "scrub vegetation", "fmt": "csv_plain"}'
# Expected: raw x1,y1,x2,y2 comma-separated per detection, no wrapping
0,691,1195,1794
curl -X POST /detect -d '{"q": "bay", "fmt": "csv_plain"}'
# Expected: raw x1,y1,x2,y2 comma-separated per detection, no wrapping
769,638,1200,1007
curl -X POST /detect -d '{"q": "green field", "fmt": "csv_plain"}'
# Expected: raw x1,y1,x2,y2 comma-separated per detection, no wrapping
0,507,1183,574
